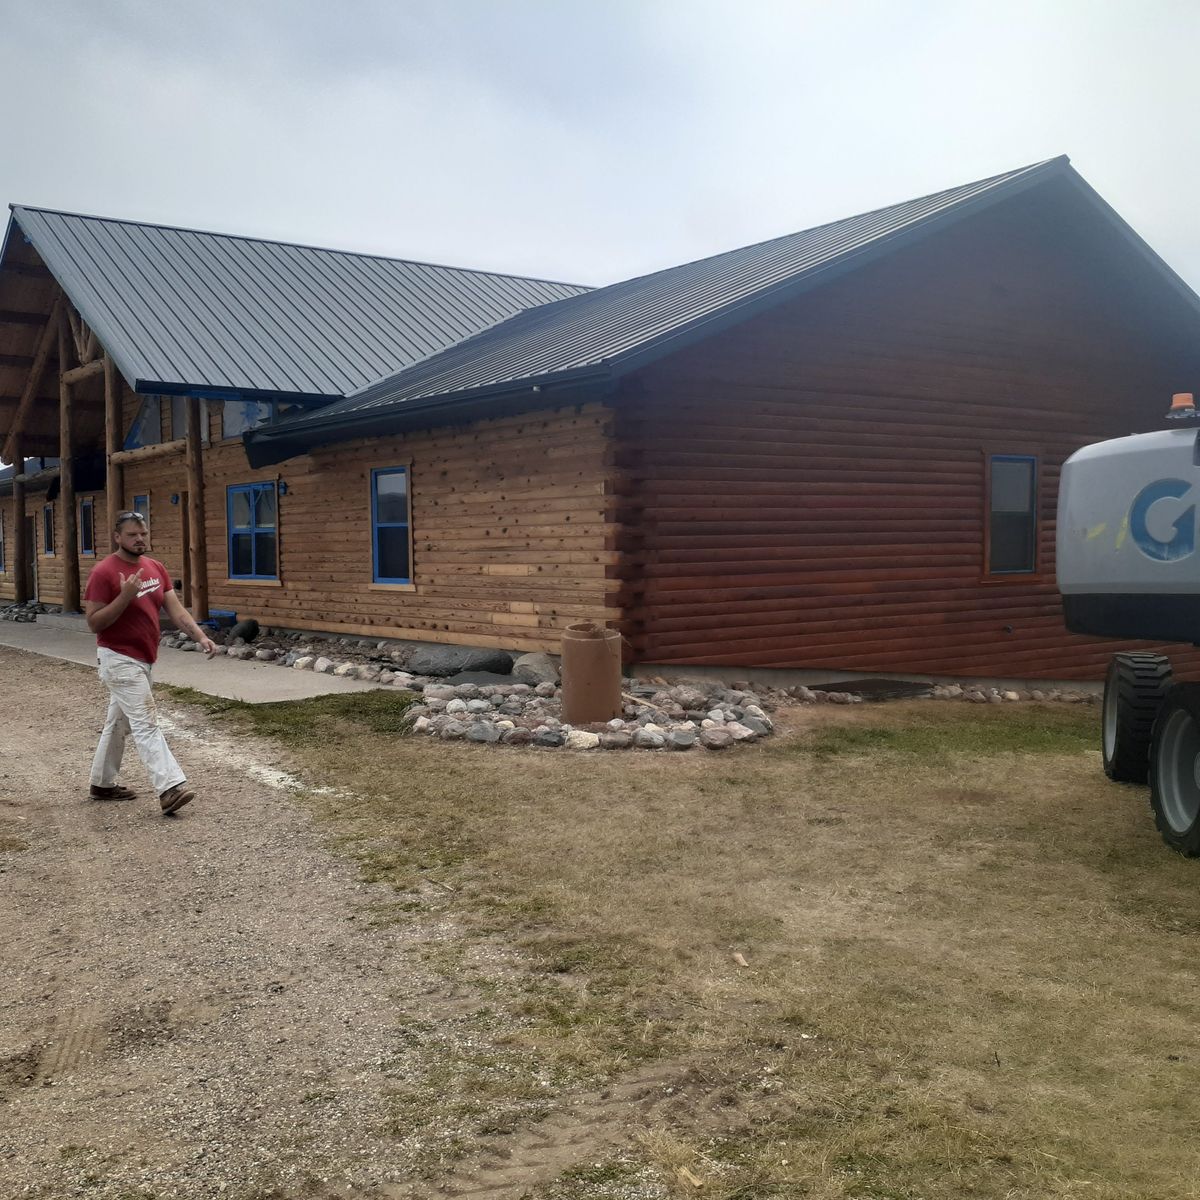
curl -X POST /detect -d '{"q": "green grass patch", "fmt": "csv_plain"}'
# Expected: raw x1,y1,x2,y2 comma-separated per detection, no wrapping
159,685,417,744
793,704,1095,761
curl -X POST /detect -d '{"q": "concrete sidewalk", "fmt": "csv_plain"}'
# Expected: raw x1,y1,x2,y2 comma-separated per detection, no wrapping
0,619,385,704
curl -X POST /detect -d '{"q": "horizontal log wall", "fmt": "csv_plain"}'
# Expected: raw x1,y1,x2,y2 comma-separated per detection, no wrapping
616,186,1200,680
113,402,616,652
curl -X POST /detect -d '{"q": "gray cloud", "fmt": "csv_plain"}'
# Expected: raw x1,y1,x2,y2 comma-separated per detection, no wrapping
1,0,1198,291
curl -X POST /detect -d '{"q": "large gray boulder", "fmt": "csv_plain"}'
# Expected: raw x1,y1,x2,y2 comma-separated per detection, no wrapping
407,646,514,678
511,652,560,685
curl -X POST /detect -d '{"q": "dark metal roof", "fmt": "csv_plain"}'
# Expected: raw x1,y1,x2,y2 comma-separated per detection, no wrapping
246,157,1082,465
5,206,589,401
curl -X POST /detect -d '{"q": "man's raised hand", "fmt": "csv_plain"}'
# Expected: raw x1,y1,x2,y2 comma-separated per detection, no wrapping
118,567,145,599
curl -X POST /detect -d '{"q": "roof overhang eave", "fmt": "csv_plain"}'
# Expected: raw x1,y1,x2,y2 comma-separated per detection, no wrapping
243,367,614,468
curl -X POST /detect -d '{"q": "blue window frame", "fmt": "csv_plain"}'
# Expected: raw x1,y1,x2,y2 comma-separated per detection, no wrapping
371,467,410,583
42,504,54,556
987,455,1037,574
227,483,278,579
79,496,95,556
131,494,150,530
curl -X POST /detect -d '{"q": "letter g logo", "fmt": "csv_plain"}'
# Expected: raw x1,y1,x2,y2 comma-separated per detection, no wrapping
1130,478,1196,562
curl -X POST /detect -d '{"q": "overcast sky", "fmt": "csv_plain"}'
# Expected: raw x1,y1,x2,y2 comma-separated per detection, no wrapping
2,0,1199,290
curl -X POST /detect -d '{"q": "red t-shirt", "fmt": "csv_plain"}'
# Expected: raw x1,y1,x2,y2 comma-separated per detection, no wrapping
84,554,173,665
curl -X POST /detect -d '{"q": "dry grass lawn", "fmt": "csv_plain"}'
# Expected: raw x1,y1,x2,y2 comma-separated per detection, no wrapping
168,689,1200,1199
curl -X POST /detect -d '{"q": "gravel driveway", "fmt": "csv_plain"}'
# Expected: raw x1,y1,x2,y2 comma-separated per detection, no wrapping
0,647,447,1199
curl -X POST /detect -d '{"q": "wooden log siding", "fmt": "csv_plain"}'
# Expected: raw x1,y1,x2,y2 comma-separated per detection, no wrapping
614,196,1200,681
110,402,618,650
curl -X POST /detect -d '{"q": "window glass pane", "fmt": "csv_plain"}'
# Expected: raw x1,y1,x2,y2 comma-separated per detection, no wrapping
231,533,253,576
990,513,1036,573
170,396,184,440
254,486,277,528
375,471,408,523
254,532,277,577
230,490,252,528
223,400,271,439
377,526,410,580
43,507,54,553
991,459,1034,514
125,397,162,448
80,502,94,553
131,495,150,529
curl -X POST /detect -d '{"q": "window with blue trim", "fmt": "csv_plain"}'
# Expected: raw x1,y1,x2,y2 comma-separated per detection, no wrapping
371,467,410,583
79,497,95,556
227,483,278,579
130,494,150,530
988,455,1037,574
42,504,54,556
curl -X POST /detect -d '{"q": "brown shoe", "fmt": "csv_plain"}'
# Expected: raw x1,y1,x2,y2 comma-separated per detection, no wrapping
159,784,194,816
89,784,136,802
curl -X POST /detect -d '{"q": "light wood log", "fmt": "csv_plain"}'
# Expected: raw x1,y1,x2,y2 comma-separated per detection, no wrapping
186,396,209,620
62,359,104,385
110,438,186,465
2,297,62,464
57,312,79,612
103,355,123,540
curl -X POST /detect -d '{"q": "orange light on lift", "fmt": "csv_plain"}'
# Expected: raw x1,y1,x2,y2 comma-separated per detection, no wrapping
1166,392,1197,419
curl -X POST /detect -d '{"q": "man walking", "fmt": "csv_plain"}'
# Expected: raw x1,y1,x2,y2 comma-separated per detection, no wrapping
84,510,215,815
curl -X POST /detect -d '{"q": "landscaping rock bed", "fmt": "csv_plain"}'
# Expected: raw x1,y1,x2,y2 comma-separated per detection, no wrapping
0,600,58,623
150,625,1102,752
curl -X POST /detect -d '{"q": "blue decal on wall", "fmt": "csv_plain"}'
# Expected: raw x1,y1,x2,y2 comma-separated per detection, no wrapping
1130,478,1196,562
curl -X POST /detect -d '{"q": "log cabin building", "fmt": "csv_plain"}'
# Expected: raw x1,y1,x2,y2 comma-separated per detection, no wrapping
2,155,1199,681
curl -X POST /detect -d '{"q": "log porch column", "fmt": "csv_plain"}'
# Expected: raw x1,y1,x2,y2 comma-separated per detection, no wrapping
57,312,80,612
185,396,209,620
103,354,123,540
11,437,27,603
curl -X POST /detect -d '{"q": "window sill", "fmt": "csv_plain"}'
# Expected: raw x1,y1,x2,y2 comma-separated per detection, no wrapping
978,573,1048,585
222,577,283,587
367,582,417,593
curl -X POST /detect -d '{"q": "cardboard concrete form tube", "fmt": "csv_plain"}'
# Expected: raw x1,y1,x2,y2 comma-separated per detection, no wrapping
560,621,622,725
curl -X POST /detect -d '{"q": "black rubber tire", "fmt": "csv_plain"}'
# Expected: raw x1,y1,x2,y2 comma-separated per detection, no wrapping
228,618,260,644
1149,684,1200,856
1102,652,1173,783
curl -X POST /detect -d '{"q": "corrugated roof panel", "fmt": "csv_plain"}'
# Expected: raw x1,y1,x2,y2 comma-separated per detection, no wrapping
293,159,1072,425
8,206,590,397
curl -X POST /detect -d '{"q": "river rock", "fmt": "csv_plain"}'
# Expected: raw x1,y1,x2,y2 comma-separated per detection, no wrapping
407,646,514,678
700,729,734,750
565,730,601,751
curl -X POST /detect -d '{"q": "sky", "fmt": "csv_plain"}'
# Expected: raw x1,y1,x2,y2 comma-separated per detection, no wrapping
2,0,1199,290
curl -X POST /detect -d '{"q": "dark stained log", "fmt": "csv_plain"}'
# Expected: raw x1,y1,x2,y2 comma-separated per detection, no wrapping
10,435,27,603
0,309,48,325
0,354,34,369
104,354,123,541
2,263,51,279
57,310,80,612
2,297,62,463
186,396,209,620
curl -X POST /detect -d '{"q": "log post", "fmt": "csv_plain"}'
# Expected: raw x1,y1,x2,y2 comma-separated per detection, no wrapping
11,436,27,603
57,312,80,612
185,396,208,620
103,354,124,542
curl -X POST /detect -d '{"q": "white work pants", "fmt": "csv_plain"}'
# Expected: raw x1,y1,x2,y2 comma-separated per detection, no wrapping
89,648,186,797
